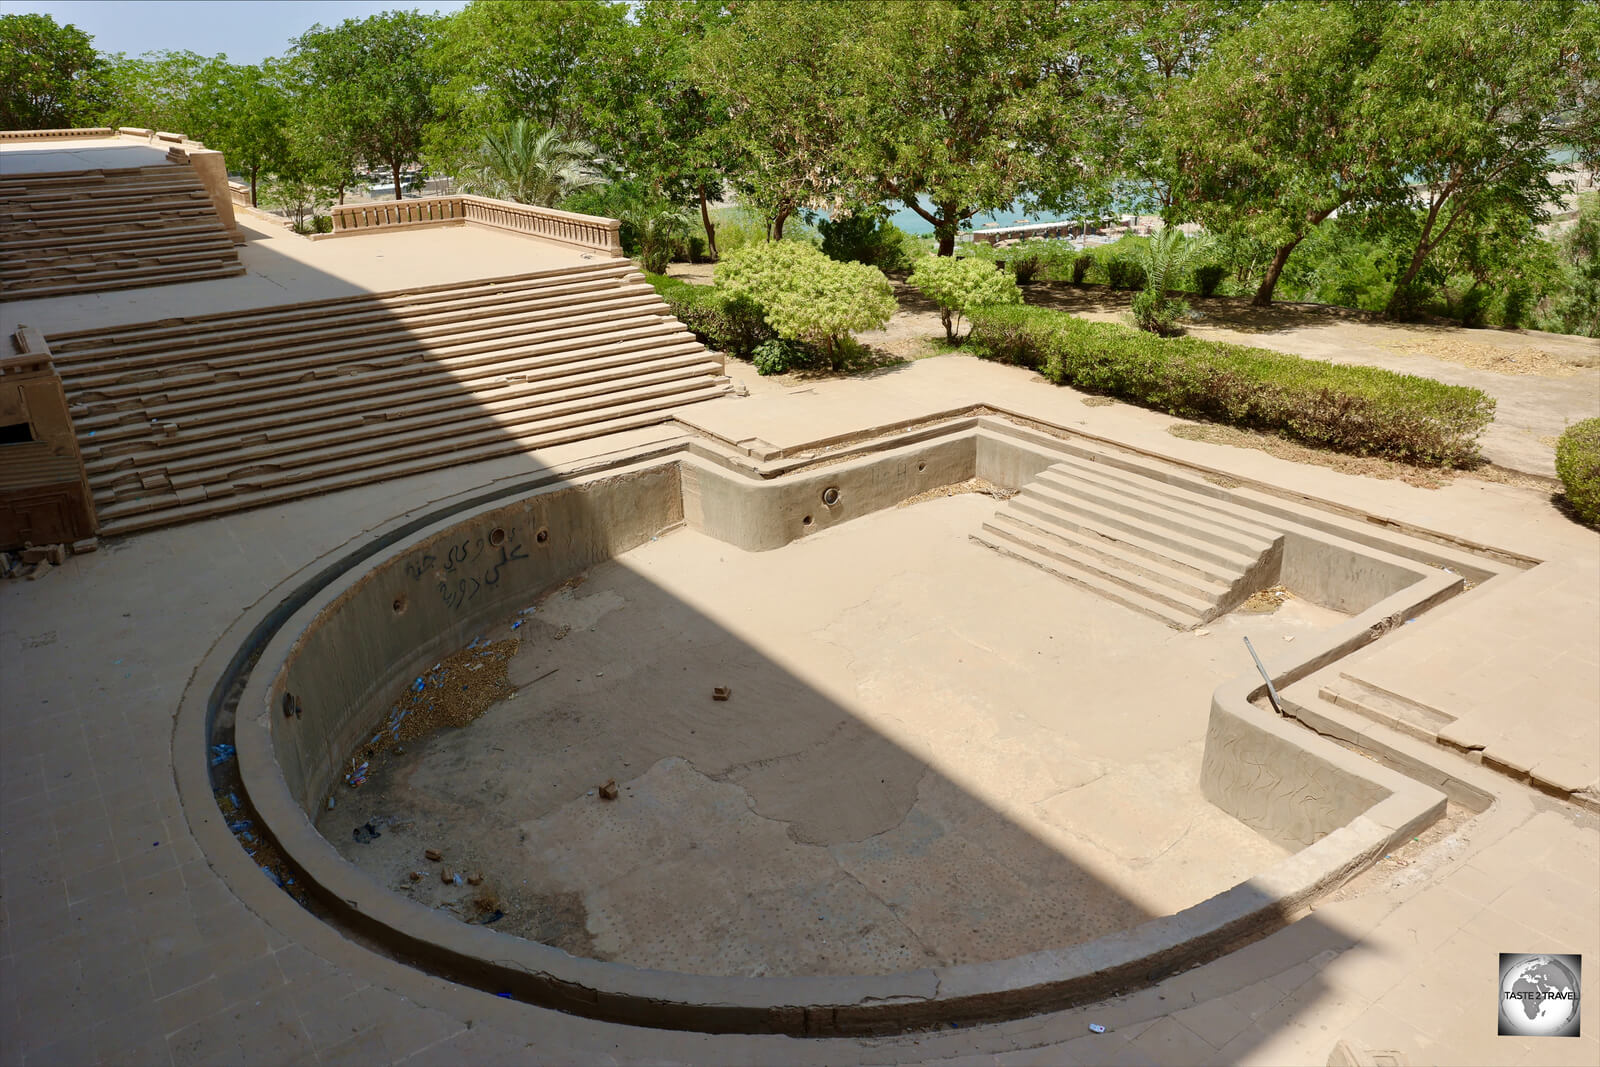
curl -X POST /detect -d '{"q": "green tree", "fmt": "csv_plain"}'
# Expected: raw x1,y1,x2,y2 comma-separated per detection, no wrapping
458,119,601,206
96,49,209,135
290,11,441,201
1548,193,1600,337
0,13,103,130
908,255,1022,343
694,0,855,241
715,241,895,365
1158,1,1401,306
583,0,733,258
1055,1,1260,220
1366,0,1600,317
192,59,291,207
427,0,627,176
836,1,1107,256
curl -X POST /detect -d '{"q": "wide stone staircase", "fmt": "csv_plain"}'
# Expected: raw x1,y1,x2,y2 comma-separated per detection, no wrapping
45,261,728,535
0,163,244,301
973,456,1286,629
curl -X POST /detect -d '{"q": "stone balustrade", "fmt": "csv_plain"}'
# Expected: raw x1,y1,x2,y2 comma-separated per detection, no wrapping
0,128,114,141
329,195,624,257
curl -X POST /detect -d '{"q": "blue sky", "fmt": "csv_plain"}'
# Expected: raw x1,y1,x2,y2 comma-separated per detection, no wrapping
11,1,469,64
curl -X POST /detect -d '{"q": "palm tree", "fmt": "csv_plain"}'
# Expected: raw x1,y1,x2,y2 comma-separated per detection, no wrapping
1133,226,1212,335
458,120,602,207
1139,226,1210,295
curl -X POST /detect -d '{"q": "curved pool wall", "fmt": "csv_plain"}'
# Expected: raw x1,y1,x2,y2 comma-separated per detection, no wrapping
235,419,1462,1034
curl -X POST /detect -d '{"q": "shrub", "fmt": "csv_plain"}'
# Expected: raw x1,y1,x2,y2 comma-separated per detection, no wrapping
818,210,916,272
1071,254,1095,285
1193,263,1227,297
1555,417,1600,526
1130,289,1190,337
715,241,895,366
1105,258,1147,291
646,273,773,358
1006,240,1047,285
968,305,1495,466
750,338,820,376
908,255,1023,343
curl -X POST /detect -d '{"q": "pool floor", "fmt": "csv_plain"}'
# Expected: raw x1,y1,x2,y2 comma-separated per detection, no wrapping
319,493,1344,976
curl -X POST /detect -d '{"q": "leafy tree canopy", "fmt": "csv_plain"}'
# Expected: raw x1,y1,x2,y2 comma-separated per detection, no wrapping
0,13,103,129
289,10,442,200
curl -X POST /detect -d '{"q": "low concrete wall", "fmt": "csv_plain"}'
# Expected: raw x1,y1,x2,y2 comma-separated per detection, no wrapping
1201,565,1459,849
1280,530,1422,615
269,464,681,812
683,435,976,551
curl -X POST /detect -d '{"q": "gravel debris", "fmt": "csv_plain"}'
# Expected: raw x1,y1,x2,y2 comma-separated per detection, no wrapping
347,637,520,778
1378,338,1582,377
897,477,1018,507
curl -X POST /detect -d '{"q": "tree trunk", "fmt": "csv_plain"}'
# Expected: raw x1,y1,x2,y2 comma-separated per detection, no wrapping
771,204,792,241
934,201,962,256
1252,239,1302,307
1384,240,1434,318
1384,188,1453,319
249,169,258,208
698,184,718,260
392,161,403,201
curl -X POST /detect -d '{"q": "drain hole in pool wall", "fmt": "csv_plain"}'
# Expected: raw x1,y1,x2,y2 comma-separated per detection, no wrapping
821,486,841,508
535,527,550,544
488,527,507,547
802,514,814,527
392,593,407,615
917,461,927,472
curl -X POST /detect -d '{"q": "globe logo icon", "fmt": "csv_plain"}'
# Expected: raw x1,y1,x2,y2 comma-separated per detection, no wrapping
1499,954,1581,1037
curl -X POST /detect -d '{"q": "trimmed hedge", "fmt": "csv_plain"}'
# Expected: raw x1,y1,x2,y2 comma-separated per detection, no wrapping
1555,417,1600,526
647,272,774,359
969,305,1495,467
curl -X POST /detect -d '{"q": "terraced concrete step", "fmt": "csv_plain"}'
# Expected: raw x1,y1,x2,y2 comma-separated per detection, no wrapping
60,288,665,388
86,348,713,478
987,512,1230,606
1031,461,1280,548
972,526,1201,629
1015,482,1263,572
9,245,239,277
1003,492,1254,582
71,319,693,430
94,379,727,522
1,224,231,253
48,264,641,362
0,161,240,301
92,401,710,538
975,457,1285,628
4,261,243,296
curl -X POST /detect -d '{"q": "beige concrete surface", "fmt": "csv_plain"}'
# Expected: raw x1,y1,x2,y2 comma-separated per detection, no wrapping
0,214,592,339
0,139,173,175
2,350,1597,1065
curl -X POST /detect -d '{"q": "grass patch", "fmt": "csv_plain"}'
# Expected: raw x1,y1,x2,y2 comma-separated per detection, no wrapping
970,304,1495,467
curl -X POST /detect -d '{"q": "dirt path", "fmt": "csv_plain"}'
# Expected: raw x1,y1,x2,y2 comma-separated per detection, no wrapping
665,265,1599,477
